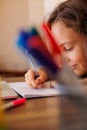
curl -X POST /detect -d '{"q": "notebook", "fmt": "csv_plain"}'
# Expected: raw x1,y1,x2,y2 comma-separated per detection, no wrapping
8,81,66,98
0,81,18,99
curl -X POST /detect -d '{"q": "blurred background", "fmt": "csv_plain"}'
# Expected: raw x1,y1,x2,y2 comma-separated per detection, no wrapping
0,0,66,77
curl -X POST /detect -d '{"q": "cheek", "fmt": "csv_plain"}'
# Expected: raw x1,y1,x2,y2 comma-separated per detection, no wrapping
63,49,82,63
67,49,87,64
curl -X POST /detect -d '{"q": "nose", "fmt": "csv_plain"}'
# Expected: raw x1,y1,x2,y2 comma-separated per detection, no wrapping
63,53,71,63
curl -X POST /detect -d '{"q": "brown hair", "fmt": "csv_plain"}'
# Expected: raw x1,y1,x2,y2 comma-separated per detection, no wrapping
47,0,87,35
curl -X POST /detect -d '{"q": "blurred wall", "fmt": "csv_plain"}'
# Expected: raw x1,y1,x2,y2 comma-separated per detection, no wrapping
0,0,29,71
44,0,66,16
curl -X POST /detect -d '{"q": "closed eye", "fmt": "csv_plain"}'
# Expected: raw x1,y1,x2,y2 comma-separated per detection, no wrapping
63,47,73,52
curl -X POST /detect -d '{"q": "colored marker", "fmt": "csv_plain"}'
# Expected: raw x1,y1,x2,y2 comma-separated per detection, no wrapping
17,30,37,71
42,22,61,56
2,98,26,110
30,48,58,74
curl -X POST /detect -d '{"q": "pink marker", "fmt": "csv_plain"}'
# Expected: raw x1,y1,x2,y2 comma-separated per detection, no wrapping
2,98,26,110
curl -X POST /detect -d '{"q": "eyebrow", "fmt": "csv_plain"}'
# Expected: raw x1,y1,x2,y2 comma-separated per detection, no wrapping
61,40,76,46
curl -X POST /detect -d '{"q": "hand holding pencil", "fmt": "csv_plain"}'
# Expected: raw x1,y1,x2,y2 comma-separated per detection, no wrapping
17,24,61,88
25,68,48,88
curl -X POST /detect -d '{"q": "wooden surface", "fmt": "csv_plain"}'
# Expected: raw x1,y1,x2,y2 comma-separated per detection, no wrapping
2,77,87,130
0,70,26,77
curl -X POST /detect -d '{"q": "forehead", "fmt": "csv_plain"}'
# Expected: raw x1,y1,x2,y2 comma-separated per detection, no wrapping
51,22,82,45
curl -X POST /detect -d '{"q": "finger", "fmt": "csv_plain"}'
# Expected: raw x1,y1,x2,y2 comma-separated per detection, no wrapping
25,74,40,88
36,73,48,83
25,70,37,88
35,69,48,83
27,70,36,83
26,74,43,88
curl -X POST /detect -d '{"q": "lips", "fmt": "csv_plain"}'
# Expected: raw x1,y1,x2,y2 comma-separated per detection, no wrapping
70,64,78,70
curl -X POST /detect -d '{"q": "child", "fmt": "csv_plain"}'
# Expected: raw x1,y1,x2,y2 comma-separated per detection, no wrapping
25,0,87,88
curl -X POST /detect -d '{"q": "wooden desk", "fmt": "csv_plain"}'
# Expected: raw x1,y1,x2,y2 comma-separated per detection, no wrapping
0,70,26,77
3,77,87,130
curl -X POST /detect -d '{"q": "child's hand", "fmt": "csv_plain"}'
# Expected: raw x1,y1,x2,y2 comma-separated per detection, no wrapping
25,68,48,88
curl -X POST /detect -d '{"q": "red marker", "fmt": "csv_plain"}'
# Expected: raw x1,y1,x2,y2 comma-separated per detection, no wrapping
42,22,61,56
2,98,26,110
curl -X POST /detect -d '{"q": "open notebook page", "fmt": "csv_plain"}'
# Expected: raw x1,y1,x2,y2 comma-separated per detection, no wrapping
8,81,66,98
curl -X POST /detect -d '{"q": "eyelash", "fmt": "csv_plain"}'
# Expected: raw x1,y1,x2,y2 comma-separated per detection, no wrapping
64,47,73,52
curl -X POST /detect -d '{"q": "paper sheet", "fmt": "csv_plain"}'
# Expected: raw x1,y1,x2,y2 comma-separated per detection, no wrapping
8,82,66,98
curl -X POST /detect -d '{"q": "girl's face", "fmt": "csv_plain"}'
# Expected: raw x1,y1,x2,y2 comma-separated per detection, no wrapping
51,21,87,77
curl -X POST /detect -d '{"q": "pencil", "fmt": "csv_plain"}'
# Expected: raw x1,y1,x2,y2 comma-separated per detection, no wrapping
25,49,37,71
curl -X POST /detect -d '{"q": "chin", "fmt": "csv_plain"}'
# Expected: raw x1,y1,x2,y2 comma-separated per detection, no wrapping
73,71,84,77
74,72,87,79
73,70,81,76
